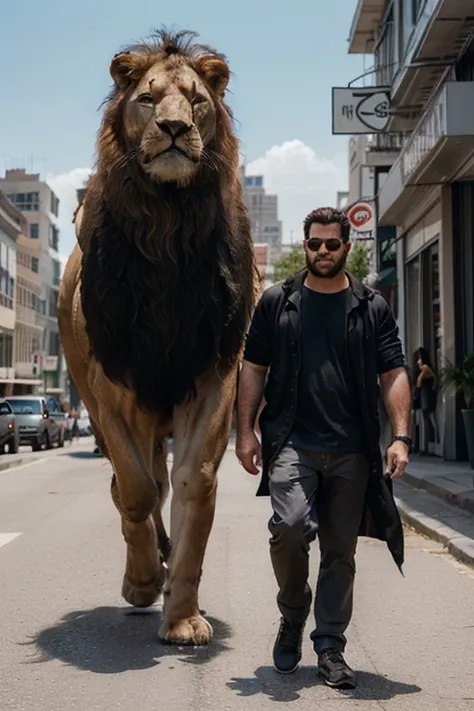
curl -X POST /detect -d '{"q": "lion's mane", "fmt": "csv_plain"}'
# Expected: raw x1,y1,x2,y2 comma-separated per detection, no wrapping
79,30,256,414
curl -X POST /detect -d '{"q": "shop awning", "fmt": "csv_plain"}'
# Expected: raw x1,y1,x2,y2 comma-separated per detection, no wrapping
375,266,397,288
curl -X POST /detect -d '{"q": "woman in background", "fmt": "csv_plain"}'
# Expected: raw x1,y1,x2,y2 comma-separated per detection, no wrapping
414,347,439,454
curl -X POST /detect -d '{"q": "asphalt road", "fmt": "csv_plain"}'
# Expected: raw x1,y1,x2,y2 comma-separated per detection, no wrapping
1,444,474,711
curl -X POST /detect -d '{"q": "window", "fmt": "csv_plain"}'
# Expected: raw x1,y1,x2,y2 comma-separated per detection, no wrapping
7,192,39,211
49,288,58,318
49,331,60,356
29,223,39,239
50,192,60,217
0,238,14,309
0,402,12,416
50,225,59,251
255,176,263,187
31,257,39,273
375,7,397,85
52,258,61,286
0,330,14,368
6,398,42,415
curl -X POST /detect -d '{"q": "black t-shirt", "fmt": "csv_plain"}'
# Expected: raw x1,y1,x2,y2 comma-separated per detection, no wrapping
288,285,364,453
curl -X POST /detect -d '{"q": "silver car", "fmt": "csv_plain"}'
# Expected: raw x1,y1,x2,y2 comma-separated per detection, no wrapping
5,396,67,451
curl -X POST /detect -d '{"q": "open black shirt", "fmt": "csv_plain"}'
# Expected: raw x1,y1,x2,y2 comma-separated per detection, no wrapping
288,285,363,452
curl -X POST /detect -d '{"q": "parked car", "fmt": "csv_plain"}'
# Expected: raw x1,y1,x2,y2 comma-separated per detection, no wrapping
0,399,19,453
4,396,67,451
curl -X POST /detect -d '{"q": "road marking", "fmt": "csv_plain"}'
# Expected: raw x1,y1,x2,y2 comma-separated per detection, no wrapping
0,533,22,549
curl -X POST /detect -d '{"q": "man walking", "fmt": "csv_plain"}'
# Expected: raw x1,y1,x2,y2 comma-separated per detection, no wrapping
236,207,411,689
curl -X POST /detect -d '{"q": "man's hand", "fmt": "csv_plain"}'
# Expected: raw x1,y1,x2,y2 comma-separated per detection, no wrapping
385,440,409,479
236,430,262,476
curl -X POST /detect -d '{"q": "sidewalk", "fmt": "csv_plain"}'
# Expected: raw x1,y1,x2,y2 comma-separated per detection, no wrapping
394,454,474,568
229,433,474,568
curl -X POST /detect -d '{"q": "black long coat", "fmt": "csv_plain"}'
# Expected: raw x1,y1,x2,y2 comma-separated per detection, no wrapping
244,269,406,572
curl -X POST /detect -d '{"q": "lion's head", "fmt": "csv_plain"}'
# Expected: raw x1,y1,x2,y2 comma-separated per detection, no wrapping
100,29,235,187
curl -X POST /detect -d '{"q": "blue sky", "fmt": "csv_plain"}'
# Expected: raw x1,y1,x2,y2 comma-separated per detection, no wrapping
0,0,365,255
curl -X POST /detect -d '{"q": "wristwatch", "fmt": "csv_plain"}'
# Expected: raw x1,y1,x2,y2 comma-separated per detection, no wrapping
392,435,412,448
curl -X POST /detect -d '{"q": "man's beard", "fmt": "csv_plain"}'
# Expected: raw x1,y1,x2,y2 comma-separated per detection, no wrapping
306,251,348,279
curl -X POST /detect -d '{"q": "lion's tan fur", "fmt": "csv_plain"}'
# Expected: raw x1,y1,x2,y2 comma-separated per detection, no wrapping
58,30,257,645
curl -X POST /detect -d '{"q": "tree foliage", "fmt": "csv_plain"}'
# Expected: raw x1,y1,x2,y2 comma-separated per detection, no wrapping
346,239,370,282
273,244,306,282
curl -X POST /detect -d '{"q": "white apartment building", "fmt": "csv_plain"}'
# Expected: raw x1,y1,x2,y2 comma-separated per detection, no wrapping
0,192,18,396
0,170,63,395
348,0,474,464
241,169,283,278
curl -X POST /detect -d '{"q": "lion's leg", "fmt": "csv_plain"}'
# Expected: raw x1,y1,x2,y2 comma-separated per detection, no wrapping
151,440,171,565
159,367,237,645
91,370,166,608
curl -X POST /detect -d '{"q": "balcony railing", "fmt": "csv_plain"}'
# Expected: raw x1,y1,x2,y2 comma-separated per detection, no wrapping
370,133,408,151
16,304,39,326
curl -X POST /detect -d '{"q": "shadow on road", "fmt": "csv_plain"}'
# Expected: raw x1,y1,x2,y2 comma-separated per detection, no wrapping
64,451,104,459
25,606,232,674
227,666,422,702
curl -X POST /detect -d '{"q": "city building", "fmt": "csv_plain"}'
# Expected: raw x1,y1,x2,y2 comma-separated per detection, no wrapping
0,192,19,396
241,168,283,279
0,169,63,395
348,0,474,463
336,191,349,210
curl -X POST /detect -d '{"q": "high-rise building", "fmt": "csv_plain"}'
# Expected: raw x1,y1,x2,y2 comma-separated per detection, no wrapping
241,168,282,280
0,169,63,395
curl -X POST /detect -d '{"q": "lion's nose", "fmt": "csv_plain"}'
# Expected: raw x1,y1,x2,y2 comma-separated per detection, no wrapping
157,119,191,138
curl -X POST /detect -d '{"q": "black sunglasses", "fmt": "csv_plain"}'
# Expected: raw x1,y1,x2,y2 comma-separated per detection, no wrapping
306,237,344,252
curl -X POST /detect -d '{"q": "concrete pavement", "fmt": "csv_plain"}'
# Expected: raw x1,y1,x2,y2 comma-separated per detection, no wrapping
1,448,474,710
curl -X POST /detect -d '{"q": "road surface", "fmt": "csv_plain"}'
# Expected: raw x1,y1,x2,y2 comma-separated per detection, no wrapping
1,444,473,710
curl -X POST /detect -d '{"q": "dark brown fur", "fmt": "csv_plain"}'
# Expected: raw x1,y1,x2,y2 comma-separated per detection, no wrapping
79,30,256,413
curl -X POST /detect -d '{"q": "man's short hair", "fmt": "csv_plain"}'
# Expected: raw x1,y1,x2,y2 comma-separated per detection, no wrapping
303,207,350,242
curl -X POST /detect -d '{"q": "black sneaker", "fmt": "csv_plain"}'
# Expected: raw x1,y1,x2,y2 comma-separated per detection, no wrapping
318,648,357,689
273,618,304,674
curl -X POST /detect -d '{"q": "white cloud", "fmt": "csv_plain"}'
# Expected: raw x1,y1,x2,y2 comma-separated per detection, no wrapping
47,140,347,262
47,167,91,265
247,140,347,243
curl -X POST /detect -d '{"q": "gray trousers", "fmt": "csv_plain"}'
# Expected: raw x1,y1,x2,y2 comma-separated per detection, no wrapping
268,444,369,654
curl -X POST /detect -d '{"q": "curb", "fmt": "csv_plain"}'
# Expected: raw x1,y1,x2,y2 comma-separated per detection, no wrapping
0,440,96,474
0,457,33,472
395,495,474,569
404,469,474,516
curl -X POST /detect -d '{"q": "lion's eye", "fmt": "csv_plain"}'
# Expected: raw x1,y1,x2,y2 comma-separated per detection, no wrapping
137,93,154,105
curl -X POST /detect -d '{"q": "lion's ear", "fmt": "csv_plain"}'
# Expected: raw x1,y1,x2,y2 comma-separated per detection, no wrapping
110,52,149,90
195,55,230,97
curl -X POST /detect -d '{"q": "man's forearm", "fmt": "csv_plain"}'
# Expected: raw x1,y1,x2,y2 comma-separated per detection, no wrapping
237,361,267,433
380,367,411,435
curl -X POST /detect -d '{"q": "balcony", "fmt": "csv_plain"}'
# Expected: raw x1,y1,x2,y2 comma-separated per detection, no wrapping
378,80,474,224
366,132,407,167
388,0,474,127
17,232,42,255
16,304,41,327
348,0,385,54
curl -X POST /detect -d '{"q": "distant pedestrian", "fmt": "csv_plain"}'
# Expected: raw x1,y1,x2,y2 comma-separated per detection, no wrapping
70,408,80,444
236,206,411,689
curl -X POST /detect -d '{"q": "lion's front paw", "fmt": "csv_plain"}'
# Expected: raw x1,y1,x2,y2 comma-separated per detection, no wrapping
159,615,212,645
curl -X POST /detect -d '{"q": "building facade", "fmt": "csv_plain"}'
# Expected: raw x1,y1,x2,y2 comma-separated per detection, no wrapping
0,169,63,395
0,192,19,396
241,168,283,279
348,0,474,462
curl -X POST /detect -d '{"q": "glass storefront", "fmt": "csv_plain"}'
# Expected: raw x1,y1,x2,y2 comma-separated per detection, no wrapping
405,238,443,456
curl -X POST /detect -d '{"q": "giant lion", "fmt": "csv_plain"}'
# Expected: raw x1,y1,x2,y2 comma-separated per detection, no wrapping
58,29,258,646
